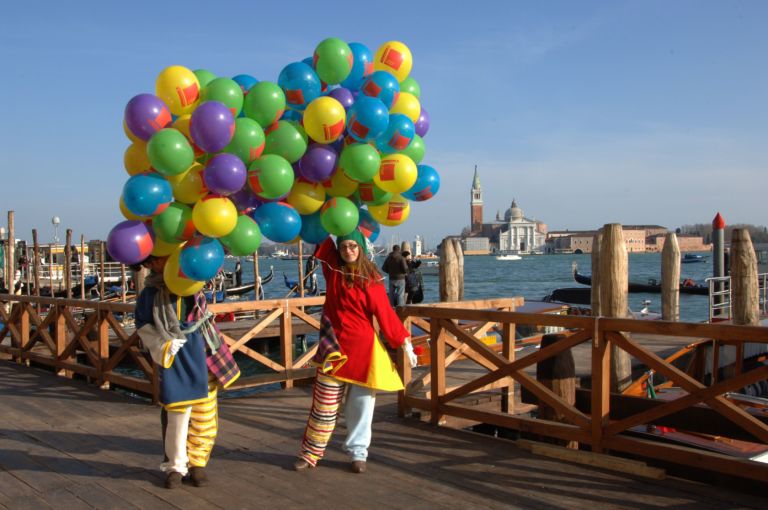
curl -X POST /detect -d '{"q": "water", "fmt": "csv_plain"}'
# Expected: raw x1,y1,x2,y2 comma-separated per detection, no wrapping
225,251,714,323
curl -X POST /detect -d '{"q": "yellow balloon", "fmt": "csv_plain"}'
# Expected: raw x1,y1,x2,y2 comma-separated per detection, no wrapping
164,246,205,296
374,154,417,194
124,142,151,176
192,195,238,238
171,163,207,204
373,41,413,83
303,97,346,144
323,167,359,197
156,65,200,116
123,119,141,143
389,92,421,124
119,195,149,221
287,179,327,214
368,194,411,227
151,237,182,257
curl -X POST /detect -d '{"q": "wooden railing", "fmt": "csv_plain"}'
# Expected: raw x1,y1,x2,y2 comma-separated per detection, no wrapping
397,299,768,482
0,294,325,401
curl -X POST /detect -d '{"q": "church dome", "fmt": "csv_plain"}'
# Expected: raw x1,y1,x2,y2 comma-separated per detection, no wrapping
504,199,523,221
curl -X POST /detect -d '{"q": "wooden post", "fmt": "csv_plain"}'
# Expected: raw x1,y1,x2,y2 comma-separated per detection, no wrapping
64,229,72,299
7,211,15,293
121,265,127,303
32,230,40,299
280,305,293,389
661,232,680,321
400,240,411,255
453,238,465,301
501,319,515,414
599,223,631,392
253,250,260,301
80,235,86,300
298,240,304,298
99,241,105,298
439,237,459,302
134,266,148,297
49,238,55,298
591,230,602,316
536,333,577,449
730,229,759,326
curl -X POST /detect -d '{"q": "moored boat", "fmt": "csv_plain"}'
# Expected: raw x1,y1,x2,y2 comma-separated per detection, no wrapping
573,268,708,295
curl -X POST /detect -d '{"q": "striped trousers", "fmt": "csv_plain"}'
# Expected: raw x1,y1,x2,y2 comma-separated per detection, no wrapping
299,373,346,466
161,381,218,475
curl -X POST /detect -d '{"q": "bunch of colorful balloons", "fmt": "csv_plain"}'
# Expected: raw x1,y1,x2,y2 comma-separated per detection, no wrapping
108,38,440,295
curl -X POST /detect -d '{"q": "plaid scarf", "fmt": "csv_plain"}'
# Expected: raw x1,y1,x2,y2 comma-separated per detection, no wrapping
311,314,348,374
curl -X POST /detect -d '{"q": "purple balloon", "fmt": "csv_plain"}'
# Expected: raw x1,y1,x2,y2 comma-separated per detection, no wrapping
299,144,338,182
229,186,263,212
124,94,172,141
106,220,154,265
414,107,430,137
204,153,247,195
328,87,355,109
190,101,235,153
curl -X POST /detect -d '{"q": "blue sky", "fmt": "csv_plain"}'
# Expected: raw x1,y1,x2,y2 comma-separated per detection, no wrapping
1,1,766,249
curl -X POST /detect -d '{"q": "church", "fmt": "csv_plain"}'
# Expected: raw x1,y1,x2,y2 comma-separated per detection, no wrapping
463,167,548,255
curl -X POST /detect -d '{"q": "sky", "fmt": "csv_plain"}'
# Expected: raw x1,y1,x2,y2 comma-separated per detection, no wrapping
1,0,766,250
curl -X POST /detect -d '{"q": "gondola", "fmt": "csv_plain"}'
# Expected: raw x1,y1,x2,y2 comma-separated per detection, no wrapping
573,268,708,295
205,266,275,301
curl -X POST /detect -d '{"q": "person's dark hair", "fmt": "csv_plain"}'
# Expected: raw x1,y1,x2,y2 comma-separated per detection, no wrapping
402,251,411,258
129,254,160,272
392,245,400,251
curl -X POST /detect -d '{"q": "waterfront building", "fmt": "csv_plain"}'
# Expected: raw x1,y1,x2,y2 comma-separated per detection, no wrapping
545,226,710,254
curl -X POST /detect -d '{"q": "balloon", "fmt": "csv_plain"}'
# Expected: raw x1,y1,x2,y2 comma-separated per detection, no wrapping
397,134,425,164
106,220,154,265
414,107,430,137
123,119,141,143
248,154,294,199
322,166,359,197
373,41,413,83
232,74,259,94
389,92,421,123
152,202,196,242
147,128,195,177
204,153,247,195
374,154,418,194
171,162,207,204
124,94,172,142
400,76,421,98
192,195,238,238
263,120,308,163
171,114,205,157
374,113,415,154
320,197,359,236
119,195,148,221
179,236,225,281
403,164,440,201
190,101,236,153
151,236,181,257
220,214,262,256
229,186,262,213
361,70,400,109
341,42,374,91
278,62,321,111
281,109,303,121
202,77,244,117
354,180,392,206
346,96,389,142
243,81,286,128
164,246,205,296
124,141,151,176
299,211,330,244
357,208,381,242
252,202,302,243
328,87,355,109
193,69,217,88
287,179,326,214
313,37,353,85
339,143,380,182
224,117,265,165
299,144,337,182
368,194,411,227
155,65,200,116
123,172,173,217
303,96,346,144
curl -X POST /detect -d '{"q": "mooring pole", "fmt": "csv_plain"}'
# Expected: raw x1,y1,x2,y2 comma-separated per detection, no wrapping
712,212,726,318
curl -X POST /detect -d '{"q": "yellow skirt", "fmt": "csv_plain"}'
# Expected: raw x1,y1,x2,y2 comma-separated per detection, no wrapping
331,333,404,392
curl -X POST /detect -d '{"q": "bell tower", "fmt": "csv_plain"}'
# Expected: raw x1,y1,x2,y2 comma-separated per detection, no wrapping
470,165,483,233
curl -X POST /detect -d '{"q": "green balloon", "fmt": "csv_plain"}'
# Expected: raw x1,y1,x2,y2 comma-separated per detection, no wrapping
248,154,295,199
264,120,308,163
224,118,265,165
202,77,244,117
354,180,392,206
221,215,262,256
397,134,425,164
152,202,194,243
400,77,421,98
147,129,194,176
314,37,353,85
340,143,381,182
320,197,360,236
193,69,217,89
243,81,286,128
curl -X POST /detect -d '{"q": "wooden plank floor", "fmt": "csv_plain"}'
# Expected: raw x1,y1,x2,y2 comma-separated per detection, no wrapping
0,362,766,510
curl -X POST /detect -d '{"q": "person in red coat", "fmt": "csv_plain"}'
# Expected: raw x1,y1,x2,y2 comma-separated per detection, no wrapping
294,229,418,474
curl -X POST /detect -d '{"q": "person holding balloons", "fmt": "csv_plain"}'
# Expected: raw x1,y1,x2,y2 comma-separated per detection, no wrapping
293,229,418,474
133,254,240,489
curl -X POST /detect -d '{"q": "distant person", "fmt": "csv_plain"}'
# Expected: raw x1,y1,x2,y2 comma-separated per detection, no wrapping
305,255,318,294
405,258,424,304
234,259,242,287
381,245,408,306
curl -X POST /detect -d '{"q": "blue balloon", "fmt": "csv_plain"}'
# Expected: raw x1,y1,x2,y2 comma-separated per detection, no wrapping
232,74,259,93
299,211,330,244
346,96,389,142
341,42,374,91
374,114,415,154
357,208,380,243
179,236,225,281
360,70,400,109
281,109,303,121
122,172,173,217
277,62,322,111
403,165,441,202
251,202,302,242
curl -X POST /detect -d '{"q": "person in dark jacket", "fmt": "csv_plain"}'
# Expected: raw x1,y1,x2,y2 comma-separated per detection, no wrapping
380,245,408,306
405,257,424,304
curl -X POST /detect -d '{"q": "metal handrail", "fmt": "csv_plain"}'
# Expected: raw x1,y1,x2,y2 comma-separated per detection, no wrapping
706,272,768,322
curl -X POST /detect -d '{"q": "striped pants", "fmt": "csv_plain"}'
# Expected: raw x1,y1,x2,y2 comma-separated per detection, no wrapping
161,381,218,475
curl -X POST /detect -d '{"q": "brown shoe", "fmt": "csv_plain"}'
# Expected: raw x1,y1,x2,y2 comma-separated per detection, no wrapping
293,458,314,471
189,466,209,487
351,460,366,474
164,471,183,489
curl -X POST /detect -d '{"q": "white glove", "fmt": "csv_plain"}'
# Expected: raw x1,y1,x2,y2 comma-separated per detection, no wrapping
168,337,187,356
403,340,418,368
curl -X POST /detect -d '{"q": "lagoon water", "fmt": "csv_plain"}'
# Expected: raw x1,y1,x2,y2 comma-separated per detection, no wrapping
227,251,714,323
